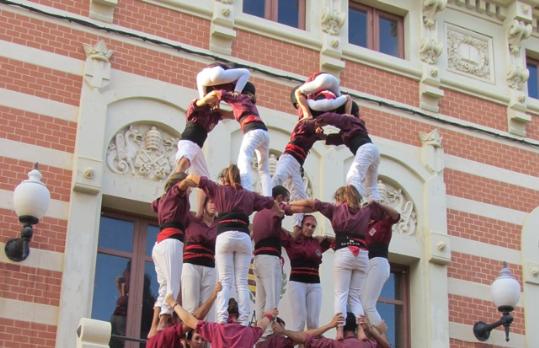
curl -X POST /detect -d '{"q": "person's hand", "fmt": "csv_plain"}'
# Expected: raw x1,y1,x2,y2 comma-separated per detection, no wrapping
263,308,279,319
203,90,220,107
272,321,285,334
165,293,176,308
330,313,344,328
213,281,223,294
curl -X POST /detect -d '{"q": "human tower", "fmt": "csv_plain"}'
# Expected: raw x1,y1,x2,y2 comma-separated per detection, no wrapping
147,64,400,348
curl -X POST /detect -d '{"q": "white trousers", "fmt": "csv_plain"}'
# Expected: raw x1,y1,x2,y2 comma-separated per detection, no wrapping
214,231,253,325
287,281,322,331
360,257,390,326
181,263,217,321
196,66,250,98
298,73,341,96
152,238,183,316
272,153,308,225
254,255,282,319
333,248,368,319
308,95,348,112
346,142,381,201
175,139,210,177
237,129,272,196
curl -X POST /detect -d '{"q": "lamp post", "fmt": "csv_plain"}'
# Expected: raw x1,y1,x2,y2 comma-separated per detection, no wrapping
473,261,520,342
4,163,50,262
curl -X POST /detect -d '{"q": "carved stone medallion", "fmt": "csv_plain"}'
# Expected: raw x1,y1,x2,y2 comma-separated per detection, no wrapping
106,123,179,180
377,180,417,236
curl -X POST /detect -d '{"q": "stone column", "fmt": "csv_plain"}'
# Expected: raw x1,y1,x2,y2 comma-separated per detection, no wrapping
210,0,236,55
319,0,346,76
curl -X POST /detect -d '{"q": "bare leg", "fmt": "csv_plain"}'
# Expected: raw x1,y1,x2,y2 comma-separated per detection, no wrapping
147,306,160,338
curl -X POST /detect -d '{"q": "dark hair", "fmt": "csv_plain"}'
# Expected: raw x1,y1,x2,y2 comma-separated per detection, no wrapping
351,101,360,117
186,330,194,340
164,172,187,192
343,312,358,332
207,62,230,69
242,81,256,95
272,185,289,199
227,298,239,317
334,185,362,210
301,214,316,226
221,164,242,189
275,317,286,326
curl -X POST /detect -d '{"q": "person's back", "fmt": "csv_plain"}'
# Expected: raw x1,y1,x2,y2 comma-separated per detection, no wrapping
305,335,377,348
196,321,263,348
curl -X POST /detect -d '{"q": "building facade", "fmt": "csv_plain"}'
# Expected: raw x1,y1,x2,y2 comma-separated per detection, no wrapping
0,0,538,347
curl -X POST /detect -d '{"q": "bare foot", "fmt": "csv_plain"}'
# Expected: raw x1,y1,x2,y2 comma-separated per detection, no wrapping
336,326,344,341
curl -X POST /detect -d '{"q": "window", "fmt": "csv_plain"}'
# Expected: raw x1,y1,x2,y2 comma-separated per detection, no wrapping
91,213,159,347
528,57,539,99
243,0,306,29
378,265,410,348
348,2,404,58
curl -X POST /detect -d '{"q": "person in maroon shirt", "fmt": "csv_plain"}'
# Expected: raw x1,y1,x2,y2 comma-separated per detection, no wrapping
169,294,278,348
252,185,290,333
215,82,272,196
361,211,400,329
182,197,218,322
150,172,191,329
293,72,347,120
255,317,295,348
180,164,280,325
146,281,221,348
289,185,398,340
314,96,381,203
281,215,333,332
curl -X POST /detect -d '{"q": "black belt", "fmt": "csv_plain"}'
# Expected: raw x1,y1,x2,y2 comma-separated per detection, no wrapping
180,122,208,148
335,234,366,250
348,134,371,155
215,212,250,234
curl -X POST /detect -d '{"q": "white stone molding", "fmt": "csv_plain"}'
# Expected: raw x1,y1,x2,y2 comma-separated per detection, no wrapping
319,0,346,76
76,318,111,348
419,128,444,174
89,0,118,23
82,40,113,90
209,0,236,54
446,0,507,20
522,206,539,347
106,124,179,181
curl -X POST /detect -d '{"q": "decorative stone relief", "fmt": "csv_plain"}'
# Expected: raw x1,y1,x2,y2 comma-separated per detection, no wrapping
89,0,118,23
106,124,179,181
446,25,493,82
419,129,444,175
319,0,346,76
507,19,532,54
210,0,236,55
419,38,443,65
423,0,447,29
83,40,113,89
321,7,345,35
507,65,530,90
377,180,417,236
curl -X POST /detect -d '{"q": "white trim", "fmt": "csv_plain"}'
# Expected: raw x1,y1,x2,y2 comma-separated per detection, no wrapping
446,195,528,225
0,138,73,170
0,88,79,122
0,39,83,76
0,298,58,326
449,322,525,348
449,235,521,265
0,189,69,220
0,242,64,272
447,277,523,307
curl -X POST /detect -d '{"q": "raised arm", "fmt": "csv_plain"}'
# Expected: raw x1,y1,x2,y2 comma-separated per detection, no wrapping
178,174,201,192
274,313,342,344
295,88,313,120
195,90,220,108
165,294,199,330
192,282,222,320
359,316,390,348
256,308,279,332
304,313,342,337
288,199,317,213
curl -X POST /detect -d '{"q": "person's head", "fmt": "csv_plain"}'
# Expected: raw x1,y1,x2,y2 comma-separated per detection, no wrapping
334,185,362,210
343,312,358,334
242,82,256,103
300,215,317,237
350,100,360,117
203,197,216,218
164,172,188,192
221,164,242,189
227,298,239,319
272,185,290,203
186,330,206,348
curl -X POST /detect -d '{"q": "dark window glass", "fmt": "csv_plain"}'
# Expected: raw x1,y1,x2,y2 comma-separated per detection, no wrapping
243,0,265,18
379,302,397,346
528,61,538,99
98,216,134,252
379,16,399,57
378,267,408,348
140,262,158,341
349,8,368,47
146,225,159,257
278,0,299,28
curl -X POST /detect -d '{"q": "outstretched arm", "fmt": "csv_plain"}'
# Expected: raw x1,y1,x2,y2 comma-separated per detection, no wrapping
274,313,342,344
359,316,390,348
256,309,279,332
165,295,199,330
195,90,220,108
178,174,201,191
192,282,222,320
288,199,317,213
295,88,313,120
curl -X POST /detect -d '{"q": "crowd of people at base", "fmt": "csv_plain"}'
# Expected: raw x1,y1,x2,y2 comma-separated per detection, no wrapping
144,64,402,347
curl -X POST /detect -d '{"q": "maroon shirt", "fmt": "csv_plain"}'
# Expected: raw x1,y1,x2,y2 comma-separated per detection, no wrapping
256,334,294,348
184,213,217,267
305,335,378,348
152,185,190,241
315,113,371,154
146,323,184,348
216,90,267,132
365,214,400,259
281,232,332,283
196,321,264,348
252,208,285,257
284,119,324,165
180,100,222,147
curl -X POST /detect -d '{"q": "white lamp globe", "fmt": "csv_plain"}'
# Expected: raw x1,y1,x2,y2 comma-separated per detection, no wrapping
490,262,520,311
13,166,50,220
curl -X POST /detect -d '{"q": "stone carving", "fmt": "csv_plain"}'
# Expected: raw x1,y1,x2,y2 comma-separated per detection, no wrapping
423,0,447,28
378,180,417,236
419,129,444,174
321,8,345,35
506,65,530,90
106,124,179,180
447,28,491,81
420,37,443,64
83,40,113,89
215,0,234,3
507,19,532,54
447,0,505,20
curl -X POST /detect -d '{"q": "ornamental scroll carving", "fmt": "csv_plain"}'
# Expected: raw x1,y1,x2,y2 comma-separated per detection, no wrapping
377,180,417,236
106,124,179,180
447,27,492,81
321,8,345,36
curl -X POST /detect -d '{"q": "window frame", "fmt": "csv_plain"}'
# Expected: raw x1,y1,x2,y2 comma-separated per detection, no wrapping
348,1,405,59
243,0,306,30
527,56,539,99
95,210,157,346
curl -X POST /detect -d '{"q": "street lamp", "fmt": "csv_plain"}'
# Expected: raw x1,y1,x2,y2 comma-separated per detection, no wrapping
4,163,50,262
473,261,520,342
